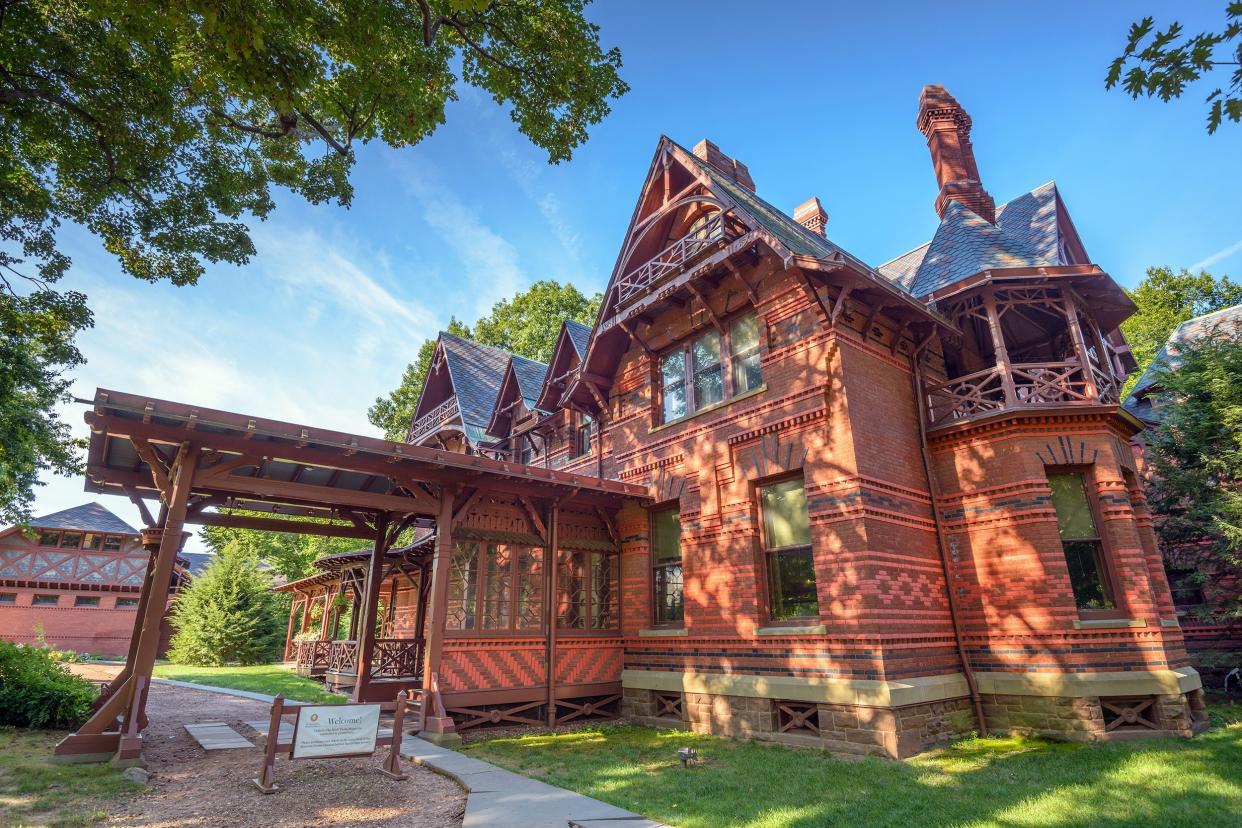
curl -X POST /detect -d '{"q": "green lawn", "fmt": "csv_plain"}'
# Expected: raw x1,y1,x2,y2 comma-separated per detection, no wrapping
151,663,346,704
0,728,143,827
461,712,1242,828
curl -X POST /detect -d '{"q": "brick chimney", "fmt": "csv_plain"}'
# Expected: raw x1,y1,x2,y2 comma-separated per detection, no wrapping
793,197,828,237
916,85,996,224
692,138,756,191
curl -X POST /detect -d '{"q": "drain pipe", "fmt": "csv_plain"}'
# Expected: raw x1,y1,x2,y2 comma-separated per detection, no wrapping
909,350,988,736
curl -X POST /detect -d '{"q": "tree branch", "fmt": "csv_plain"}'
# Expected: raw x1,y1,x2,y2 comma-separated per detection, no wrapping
296,108,349,155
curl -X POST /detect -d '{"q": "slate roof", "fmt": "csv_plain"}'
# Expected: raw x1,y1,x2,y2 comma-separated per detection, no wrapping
565,320,592,358
30,502,137,535
1122,303,1242,421
510,355,549,409
440,333,513,445
878,181,1066,297
178,551,215,576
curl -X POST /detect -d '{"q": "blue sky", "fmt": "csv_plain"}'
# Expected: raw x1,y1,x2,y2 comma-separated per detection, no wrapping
35,1,1241,545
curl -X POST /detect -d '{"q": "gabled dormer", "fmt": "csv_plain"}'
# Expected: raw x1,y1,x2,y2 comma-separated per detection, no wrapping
534,319,592,413
485,355,549,463
406,333,510,453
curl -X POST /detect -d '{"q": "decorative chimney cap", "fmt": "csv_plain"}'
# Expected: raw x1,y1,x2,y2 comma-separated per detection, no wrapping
793,197,828,237
691,138,756,192
914,84,996,224
917,84,971,133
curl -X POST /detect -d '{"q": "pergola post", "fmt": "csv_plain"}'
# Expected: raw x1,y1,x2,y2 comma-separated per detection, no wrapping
1062,292,1100,401
353,513,390,702
420,486,459,742
545,502,560,726
283,594,302,661
55,445,199,765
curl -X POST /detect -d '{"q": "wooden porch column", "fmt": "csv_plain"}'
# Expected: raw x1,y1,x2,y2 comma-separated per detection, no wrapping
282,595,301,661
545,502,560,727
56,445,199,765
352,513,390,703
983,287,1018,405
1062,292,1100,401
413,562,431,646
420,486,459,742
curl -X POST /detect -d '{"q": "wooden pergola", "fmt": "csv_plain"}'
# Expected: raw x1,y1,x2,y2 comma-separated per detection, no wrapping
56,389,645,764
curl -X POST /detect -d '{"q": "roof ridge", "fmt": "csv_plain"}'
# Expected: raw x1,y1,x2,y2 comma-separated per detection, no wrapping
877,240,932,269
1176,301,1242,329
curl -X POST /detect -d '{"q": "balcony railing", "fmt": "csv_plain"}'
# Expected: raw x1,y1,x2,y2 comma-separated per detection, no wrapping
293,639,331,669
924,361,1120,427
615,213,732,309
407,397,460,445
370,638,425,679
326,639,358,673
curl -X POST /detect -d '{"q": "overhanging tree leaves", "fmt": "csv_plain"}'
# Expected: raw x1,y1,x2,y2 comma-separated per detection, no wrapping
1144,324,1242,619
369,280,599,441
1106,4,1242,133
1121,266,1242,396
0,0,626,518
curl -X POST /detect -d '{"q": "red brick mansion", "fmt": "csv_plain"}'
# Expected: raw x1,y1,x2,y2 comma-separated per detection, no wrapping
279,85,1207,757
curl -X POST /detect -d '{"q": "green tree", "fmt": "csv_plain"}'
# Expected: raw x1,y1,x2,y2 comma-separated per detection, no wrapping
0,0,626,520
199,521,359,584
167,539,283,665
1144,323,1242,618
369,280,600,441
1121,266,1242,395
1106,4,1242,133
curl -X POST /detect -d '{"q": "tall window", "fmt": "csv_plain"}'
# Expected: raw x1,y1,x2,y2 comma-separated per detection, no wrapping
651,507,683,625
659,310,762,424
731,312,762,395
446,541,544,631
761,477,818,620
558,550,619,630
1047,472,1114,611
573,414,594,458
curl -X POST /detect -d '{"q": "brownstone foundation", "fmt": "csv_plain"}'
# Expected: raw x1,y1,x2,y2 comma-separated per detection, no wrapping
623,687,974,758
981,688,1209,741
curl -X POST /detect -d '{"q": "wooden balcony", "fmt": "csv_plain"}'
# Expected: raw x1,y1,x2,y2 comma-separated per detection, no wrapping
924,360,1122,427
407,397,460,445
614,212,734,311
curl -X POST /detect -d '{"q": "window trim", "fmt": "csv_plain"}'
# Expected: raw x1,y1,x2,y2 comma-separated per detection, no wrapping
756,473,819,624
649,503,684,629
32,594,60,606
571,412,594,459
1046,466,1127,619
655,308,763,427
556,548,620,632
445,541,546,635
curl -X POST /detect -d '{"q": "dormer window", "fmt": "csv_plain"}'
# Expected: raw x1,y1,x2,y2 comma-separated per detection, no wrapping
572,413,594,458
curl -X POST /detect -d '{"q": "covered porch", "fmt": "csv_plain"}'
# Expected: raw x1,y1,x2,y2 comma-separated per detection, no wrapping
56,388,646,764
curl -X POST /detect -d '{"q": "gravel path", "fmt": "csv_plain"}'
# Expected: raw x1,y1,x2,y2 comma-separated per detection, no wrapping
94,680,464,827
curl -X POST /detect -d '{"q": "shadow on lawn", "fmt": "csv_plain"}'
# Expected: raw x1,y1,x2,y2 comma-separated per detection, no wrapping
462,722,1242,828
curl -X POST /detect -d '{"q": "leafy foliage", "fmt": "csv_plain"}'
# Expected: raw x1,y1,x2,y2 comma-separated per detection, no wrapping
1121,266,1242,396
199,519,359,584
167,539,284,665
1144,323,1242,619
0,0,624,521
369,279,600,440
0,289,91,523
1106,4,1242,133
0,641,97,728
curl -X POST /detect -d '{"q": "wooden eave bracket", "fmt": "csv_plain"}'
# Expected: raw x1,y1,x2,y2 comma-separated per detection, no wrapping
686,281,725,334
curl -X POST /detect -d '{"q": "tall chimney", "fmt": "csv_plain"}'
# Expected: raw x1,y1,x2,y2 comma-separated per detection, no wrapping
916,85,996,224
692,138,756,191
794,197,828,237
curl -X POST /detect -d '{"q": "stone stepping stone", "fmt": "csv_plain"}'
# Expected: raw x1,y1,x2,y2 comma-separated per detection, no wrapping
184,722,255,750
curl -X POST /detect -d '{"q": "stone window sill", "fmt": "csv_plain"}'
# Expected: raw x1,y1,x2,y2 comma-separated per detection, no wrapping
648,384,767,435
1072,618,1147,630
757,624,827,636
637,627,689,637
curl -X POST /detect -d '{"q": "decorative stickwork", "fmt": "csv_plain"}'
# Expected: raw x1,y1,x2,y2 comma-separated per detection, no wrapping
480,545,512,630
369,639,424,679
294,640,331,671
407,396,460,444
446,700,545,730
1101,697,1159,733
554,694,622,724
615,212,732,310
654,692,684,721
777,700,821,735
0,549,147,586
327,640,358,673
446,542,478,630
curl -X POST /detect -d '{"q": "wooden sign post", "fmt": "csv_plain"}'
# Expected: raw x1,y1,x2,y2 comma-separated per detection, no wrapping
253,690,409,793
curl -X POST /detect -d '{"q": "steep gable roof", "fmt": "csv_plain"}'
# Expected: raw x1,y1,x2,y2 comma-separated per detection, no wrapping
1123,303,1242,421
486,354,550,438
535,319,592,412
438,333,512,445
511,354,549,407
878,181,1070,297
29,502,138,535
565,320,592,358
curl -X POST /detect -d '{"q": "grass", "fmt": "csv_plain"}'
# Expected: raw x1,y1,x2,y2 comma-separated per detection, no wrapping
151,663,346,704
0,728,143,828
461,714,1242,828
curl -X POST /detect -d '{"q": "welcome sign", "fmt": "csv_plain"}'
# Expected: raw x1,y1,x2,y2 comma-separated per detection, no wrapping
292,703,381,759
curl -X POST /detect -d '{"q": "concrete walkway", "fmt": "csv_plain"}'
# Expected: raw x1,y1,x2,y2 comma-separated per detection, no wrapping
400,736,671,828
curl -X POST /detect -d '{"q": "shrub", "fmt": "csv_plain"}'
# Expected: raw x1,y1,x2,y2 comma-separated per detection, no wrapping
0,642,97,728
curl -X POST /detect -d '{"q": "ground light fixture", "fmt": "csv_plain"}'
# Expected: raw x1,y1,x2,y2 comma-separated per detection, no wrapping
677,747,699,767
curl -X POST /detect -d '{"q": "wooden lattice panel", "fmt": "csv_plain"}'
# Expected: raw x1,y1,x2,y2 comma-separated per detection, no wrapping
777,700,820,735
1101,696,1158,732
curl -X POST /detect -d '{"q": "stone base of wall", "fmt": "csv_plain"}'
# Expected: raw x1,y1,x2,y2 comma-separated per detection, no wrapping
623,687,975,758
982,688,1210,741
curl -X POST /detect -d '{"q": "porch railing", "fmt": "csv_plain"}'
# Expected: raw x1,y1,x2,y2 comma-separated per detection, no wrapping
615,212,731,309
294,639,331,670
326,639,358,673
407,397,460,445
370,638,425,679
924,361,1118,427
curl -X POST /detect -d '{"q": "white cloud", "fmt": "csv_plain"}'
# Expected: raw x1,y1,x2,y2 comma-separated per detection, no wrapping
1190,238,1242,273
